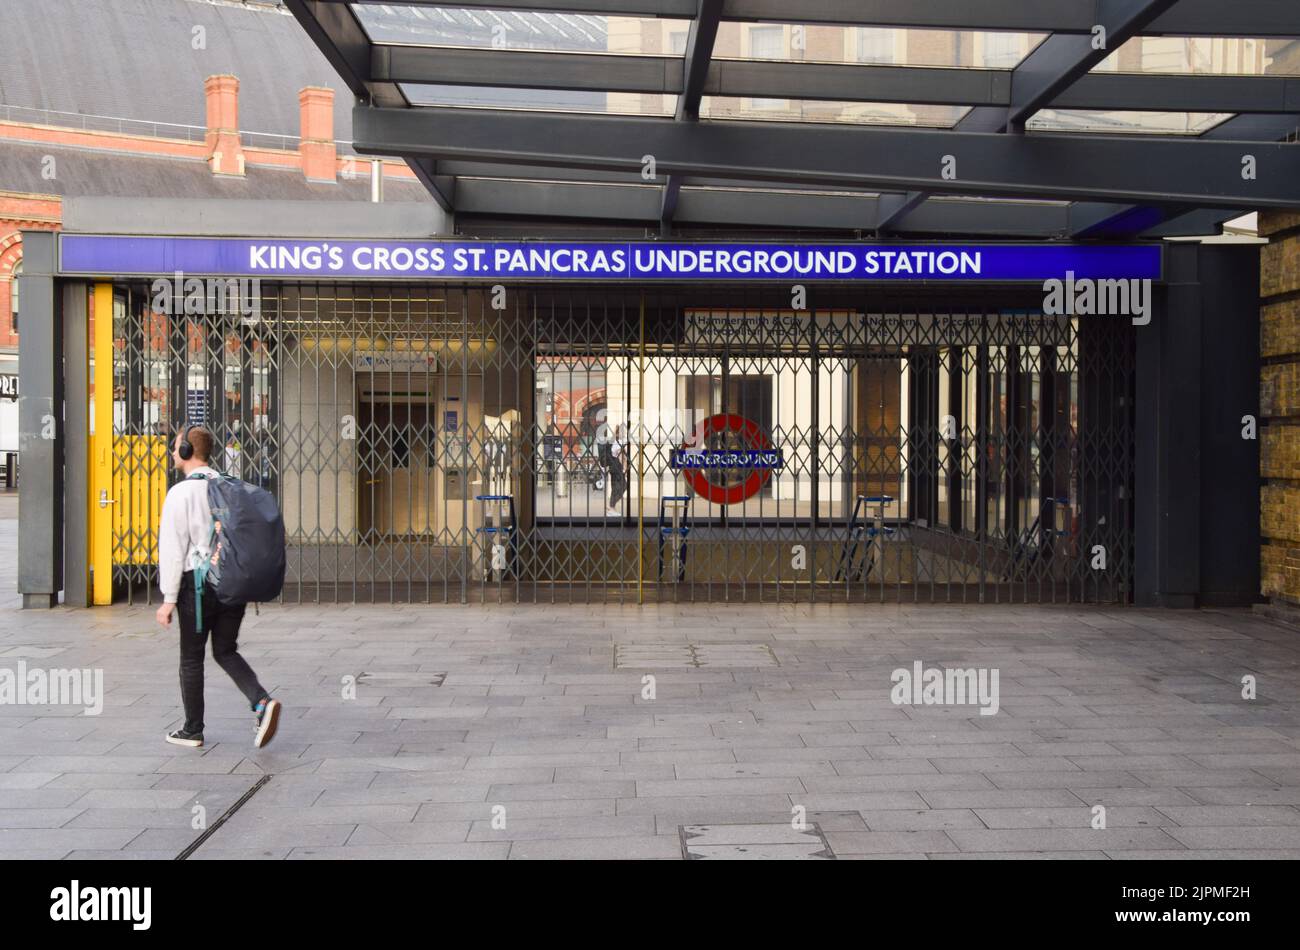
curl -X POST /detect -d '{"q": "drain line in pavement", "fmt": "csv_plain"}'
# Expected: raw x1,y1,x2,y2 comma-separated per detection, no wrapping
174,774,273,861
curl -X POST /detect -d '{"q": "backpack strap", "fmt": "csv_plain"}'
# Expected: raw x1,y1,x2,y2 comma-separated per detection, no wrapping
193,568,204,630
185,471,216,629
192,526,216,631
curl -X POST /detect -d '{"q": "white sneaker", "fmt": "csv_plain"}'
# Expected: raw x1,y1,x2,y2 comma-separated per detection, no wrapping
253,698,281,749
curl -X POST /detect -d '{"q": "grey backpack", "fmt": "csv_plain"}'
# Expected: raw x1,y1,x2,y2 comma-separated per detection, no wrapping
189,473,286,620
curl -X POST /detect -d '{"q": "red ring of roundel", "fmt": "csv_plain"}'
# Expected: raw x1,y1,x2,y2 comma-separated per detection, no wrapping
683,413,774,506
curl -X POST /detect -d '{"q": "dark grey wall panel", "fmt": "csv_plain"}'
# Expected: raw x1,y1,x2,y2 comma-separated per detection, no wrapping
17,231,63,608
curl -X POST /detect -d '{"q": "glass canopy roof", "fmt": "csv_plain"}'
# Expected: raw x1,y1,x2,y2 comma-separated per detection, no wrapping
1095,35,1300,76
1027,109,1234,135
351,4,1296,131
354,4,689,55
313,3,1300,239
700,97,969,128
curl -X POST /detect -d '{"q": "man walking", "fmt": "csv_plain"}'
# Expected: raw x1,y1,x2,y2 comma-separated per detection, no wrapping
605,422,628,518
155,424,281,749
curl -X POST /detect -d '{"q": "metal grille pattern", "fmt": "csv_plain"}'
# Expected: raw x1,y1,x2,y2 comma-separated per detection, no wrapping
110,282,1134,605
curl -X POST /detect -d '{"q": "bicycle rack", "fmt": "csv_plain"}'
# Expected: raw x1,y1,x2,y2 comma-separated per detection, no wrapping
835,494,895,583
475,494,519,581
657,495,691,583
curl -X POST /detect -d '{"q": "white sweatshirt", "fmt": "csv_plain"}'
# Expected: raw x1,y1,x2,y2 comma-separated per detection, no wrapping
157,466,218,604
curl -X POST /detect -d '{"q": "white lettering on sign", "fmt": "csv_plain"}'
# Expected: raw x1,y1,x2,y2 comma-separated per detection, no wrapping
862,250,981,275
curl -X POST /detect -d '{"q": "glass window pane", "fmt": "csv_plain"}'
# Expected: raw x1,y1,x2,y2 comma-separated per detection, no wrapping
354,4,689,55
402,83,678,116
701,97,969,127
1027,109,1232,134
747,25,786,110
856,28,897,64
1095,36,1300,77
982,31,1022,68
749,25,785,60
715,22,1047,68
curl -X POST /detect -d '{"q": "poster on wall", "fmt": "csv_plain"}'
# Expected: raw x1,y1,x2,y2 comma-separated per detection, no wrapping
186,389,209,425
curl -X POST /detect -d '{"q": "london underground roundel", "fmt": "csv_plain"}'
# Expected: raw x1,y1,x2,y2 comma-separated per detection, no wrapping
669,414,785,505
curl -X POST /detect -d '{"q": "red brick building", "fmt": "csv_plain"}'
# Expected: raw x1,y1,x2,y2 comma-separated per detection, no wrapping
0,0,433,451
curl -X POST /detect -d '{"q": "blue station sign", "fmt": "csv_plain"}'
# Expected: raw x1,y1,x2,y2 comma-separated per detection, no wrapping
59,236,1162,282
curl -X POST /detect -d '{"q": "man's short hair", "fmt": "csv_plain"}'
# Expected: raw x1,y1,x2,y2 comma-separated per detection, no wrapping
181,425,216,462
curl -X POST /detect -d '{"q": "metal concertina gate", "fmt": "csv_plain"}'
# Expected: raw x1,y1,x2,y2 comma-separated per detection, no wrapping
106,281,1135,605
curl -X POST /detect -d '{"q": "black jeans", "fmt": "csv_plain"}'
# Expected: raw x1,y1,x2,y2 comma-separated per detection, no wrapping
177,571,266,734
608,463,627,509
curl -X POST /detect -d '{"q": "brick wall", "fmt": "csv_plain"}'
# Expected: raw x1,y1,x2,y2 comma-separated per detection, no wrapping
0,72,418,354
1260,210,1300,606
0,195,62,349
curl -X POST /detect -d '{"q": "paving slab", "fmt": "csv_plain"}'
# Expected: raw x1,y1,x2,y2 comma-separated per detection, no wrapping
4,548,1300,862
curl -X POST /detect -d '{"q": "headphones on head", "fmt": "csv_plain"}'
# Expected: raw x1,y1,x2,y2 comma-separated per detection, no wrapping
178,424,196,461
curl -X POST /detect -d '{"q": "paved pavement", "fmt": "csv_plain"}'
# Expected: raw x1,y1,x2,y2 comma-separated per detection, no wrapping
3,499,1300,859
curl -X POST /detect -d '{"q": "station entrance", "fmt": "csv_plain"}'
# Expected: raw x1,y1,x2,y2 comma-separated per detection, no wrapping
106,281,1135,604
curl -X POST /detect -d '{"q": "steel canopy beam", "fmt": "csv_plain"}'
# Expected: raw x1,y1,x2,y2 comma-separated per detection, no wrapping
1202,113,1300,142
1142,208,1249,237
678,0,722,121
726,0,1296,34
284,0,405,107
675,186,876,230
1056,73,1300,114
297,0,1300,234
457,179,663,221
373,46,679,94
353,104,1300,209
441,161,901,193
726,0,1111,30
703,60,1007,106
904,198,1070,237
375,45,1300,116
1008,0,1180,129
1068,201,1179,238
372,46,1011,104
1130,112,1300,235
343,0,697,15
440,161,655,183
400,156,456,212
911,0,1177,234
455,179,873,230
453,177,1077,234
337,0,1300,37
875,192,928,234
1070,112,1300,236
957,0,1180,134
663,0,723,233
